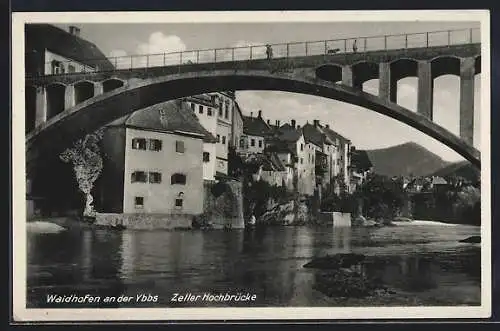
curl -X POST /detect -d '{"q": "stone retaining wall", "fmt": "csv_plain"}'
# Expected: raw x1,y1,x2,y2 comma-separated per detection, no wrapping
95,212,193,230
319,212,352,227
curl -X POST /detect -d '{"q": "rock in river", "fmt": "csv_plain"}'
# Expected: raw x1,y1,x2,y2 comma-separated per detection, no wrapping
459,236,481,243
303,253,366,269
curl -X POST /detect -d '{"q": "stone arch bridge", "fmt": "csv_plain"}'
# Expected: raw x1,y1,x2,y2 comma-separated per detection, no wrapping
25,28,482,174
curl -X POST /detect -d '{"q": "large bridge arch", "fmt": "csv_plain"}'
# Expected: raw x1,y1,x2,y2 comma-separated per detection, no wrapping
26,70,480,173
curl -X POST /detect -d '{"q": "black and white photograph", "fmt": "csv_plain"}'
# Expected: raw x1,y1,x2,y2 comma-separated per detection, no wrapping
12,10,491,321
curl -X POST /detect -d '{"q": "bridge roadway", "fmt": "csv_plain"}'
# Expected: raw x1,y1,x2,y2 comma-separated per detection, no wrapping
28,43,480,85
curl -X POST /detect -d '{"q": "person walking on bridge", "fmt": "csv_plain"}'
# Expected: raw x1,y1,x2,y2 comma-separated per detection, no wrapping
352,39,358,53
266,44,273,60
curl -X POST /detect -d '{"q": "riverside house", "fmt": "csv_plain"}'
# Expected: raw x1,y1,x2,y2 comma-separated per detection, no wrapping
96,100,217,215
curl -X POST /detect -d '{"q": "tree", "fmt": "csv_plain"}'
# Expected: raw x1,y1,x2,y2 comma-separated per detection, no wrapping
59,129,104,217
354,173,405,223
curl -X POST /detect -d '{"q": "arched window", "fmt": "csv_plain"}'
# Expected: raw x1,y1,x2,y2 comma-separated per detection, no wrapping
171,173,187,185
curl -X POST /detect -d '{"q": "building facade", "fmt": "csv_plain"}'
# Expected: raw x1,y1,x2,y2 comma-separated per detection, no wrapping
183,91,237,177
97,100,217,215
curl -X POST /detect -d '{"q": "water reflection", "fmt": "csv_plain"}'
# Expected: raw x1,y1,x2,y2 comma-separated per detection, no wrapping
27,223,481,307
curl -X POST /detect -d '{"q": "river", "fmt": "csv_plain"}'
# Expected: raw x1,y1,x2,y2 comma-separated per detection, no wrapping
26,221,481,308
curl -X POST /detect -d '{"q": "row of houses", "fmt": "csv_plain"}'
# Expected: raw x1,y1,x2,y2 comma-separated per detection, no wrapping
235,110,357,196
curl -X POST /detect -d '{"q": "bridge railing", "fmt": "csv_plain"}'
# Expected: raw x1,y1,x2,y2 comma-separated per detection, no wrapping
30,27,480,78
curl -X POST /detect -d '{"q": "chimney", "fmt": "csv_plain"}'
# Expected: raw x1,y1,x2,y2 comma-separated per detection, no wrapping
267,119,271,125
313,119,320,127
258,110,262,118
277,120,280,126
291,119,296,128
297,125,301,130
325,124,329,129
68,26,81,37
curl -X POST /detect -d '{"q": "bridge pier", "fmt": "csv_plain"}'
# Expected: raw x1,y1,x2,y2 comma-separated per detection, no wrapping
417,60,433,120
342,65,353,87
64,85,75,109
94,81,104,96
379,62,399,102
460,57,476,145
35,86,47,127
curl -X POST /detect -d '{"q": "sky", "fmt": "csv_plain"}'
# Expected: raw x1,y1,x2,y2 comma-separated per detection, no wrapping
55,21,483,162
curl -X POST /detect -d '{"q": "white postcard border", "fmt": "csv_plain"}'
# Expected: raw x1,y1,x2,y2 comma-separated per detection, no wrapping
11,10,492,321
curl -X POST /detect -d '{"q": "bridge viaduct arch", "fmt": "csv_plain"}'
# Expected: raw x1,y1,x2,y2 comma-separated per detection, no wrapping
25,69,481,176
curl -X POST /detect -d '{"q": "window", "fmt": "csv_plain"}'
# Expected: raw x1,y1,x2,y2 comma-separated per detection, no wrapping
175,192,184,209
134,196,144,208
308,154,311,163
175,198,183,208
300,144,304,151
216,134,220,143
199,105,204,114
176,140,185,153
312,155,315,163
300,158,304,164
132,138,147,150
171,173,187,185
251,139,255,147
149,139,162,151
131,171,147,183
211,95,216,104
51,60,64,74
149,172,162,184
222,136,226,145
225,101,229,119
203,152,210,162
207,107,212,116
239,139,245,148
219,102,223,116
258,140,262,148
190,103,195,111
68,64,75,73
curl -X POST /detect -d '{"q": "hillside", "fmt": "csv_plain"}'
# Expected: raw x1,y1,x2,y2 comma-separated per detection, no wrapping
365,142,450,177
431,160,480,182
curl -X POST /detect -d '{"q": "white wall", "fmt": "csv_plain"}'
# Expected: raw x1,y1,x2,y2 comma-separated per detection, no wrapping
189,101,217,135
44,50,95,74
244,134,266,154
203,143,216,180
123,128,204,214
216,121,231,161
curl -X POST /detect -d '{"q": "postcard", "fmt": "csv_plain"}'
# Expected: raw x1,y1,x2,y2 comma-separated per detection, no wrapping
12,10,491,321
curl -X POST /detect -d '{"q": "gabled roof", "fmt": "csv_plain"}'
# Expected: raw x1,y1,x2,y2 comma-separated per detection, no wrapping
243,153,285,172
243,115,273,137
107,100,217,143
276,124,303,143
321,125,351,146
302,123,325,147
25,24,114,71
267,153,286,171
